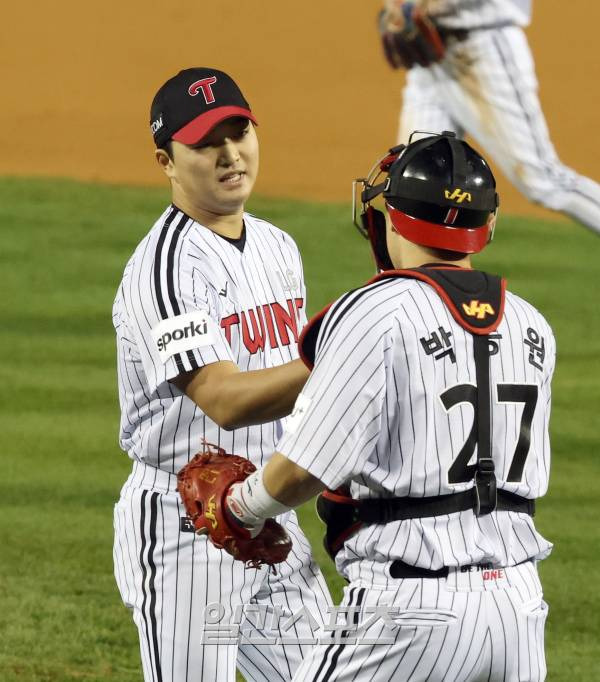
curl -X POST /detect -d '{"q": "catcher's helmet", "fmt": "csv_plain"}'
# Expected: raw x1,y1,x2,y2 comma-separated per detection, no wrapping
353,131,499,270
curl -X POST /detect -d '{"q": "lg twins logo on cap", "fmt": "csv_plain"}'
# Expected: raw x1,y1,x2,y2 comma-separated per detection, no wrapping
188,76,217,104
151,311,217,363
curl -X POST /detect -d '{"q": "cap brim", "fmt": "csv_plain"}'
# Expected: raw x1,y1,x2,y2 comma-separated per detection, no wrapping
172,106,257,144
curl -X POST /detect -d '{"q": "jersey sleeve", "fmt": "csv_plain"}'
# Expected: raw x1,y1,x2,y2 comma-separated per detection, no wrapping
126,244,235,395
276,290,390,489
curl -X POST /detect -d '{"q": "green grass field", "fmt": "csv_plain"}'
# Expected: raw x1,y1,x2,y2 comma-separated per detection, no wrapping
1,177,598,681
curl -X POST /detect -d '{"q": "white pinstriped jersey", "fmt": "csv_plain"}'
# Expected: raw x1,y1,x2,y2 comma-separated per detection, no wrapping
278,274,555,578
113,204,307,473
421,0,532,29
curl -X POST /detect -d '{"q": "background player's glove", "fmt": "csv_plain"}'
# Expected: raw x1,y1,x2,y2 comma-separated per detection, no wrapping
379,1,446,69
176,443,292,570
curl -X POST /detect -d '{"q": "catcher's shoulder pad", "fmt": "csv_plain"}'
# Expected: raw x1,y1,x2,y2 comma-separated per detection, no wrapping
369,267,506,334
298,282,371,369
298,303,332,370
299,273,410,368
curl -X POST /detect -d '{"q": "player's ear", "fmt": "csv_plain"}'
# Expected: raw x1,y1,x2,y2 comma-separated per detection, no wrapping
384,208,404,269
155,147,175,180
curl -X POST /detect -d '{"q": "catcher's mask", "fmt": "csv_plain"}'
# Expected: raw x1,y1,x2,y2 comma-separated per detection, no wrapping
352,131,499,271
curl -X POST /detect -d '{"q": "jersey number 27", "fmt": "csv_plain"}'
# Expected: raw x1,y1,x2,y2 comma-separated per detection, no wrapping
440,383,538,484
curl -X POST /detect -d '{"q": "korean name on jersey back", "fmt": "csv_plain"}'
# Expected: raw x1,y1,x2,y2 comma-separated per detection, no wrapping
151,311,217,363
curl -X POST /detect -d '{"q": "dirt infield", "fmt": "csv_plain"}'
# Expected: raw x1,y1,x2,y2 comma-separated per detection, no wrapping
2,1,599,218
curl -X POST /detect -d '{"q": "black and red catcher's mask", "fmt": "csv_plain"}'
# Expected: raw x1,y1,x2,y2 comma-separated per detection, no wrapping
352,132,499,271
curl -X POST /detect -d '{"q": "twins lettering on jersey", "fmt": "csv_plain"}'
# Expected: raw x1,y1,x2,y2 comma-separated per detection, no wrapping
150,299,304,363
221,298,304,354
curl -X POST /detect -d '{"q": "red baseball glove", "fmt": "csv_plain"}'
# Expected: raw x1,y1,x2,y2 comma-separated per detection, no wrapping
176,443,292,570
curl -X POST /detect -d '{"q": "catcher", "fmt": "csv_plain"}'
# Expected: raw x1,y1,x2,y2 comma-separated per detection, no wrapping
179,133,555,681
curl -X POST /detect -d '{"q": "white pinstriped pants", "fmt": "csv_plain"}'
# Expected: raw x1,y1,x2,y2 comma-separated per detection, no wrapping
293,560,547,681
113,462,332,682
399,25,600,235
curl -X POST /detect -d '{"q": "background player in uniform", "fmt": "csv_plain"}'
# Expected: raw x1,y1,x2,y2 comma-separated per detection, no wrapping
112,67,331,682
378,0,600,236
193,133,555,680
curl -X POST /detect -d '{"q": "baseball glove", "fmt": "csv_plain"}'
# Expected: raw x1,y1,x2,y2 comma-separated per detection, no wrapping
379,1,446,69
176,443,292,570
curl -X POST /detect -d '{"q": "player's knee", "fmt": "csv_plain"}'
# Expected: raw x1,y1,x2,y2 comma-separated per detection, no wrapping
512,162,579,210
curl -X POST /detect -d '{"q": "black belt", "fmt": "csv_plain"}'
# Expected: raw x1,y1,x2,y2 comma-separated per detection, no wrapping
437,21,515,43
358,489,535,524
437,27,469,42
390,558,533,580
390,560,450,579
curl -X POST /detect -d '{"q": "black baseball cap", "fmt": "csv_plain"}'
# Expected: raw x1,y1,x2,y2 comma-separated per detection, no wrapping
150,68,257,148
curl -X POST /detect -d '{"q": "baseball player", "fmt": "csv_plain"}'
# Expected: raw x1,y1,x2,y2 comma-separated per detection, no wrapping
112,67,331,682
379,0,600,236
195,133,555,680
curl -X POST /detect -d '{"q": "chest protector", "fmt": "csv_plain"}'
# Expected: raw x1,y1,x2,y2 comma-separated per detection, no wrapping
299,267,535,561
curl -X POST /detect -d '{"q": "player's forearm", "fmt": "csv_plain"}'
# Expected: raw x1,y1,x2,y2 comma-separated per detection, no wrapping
178,359,309,430
217,360,309,429
263,452,325,507
226,453,325,532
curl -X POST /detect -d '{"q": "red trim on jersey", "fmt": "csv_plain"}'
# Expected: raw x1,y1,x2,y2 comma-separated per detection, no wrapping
330,521,364,552
386,204,491,254
494,278,507,333
368,269,507,335
172,106,258,144
366,266,468,286
320,489,361,506
319,489,363,552
298,303,333,369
